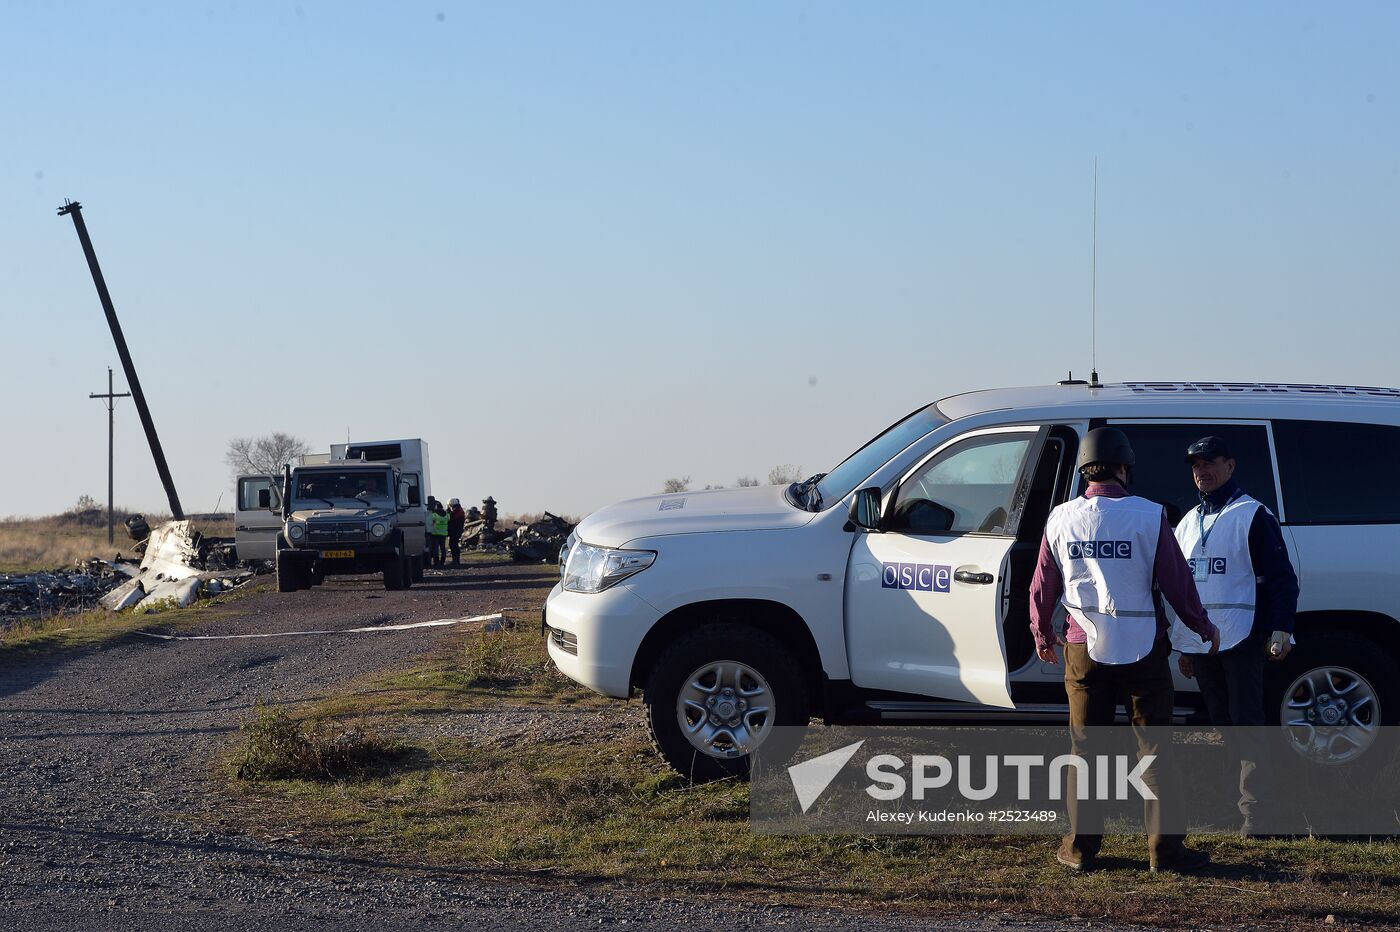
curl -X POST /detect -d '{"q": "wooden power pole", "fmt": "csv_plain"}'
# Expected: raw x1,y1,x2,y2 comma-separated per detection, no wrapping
89,367,131,545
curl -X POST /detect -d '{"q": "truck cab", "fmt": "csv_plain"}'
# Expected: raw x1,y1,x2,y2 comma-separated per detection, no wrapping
545,381,1400,780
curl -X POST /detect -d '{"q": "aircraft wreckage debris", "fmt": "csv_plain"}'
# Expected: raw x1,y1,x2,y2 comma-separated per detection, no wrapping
0,521,260,627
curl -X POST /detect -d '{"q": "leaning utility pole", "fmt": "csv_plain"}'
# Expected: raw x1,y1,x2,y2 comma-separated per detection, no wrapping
58,200,185,519
89,367,131,545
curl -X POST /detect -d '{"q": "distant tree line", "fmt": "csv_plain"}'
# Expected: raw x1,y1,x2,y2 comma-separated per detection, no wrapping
659,465,802,494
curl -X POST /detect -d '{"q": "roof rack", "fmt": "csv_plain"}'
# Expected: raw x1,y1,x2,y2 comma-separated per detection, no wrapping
1121,382,1400,400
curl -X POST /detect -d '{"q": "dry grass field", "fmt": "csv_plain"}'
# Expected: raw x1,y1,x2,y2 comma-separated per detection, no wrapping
0,510,234,573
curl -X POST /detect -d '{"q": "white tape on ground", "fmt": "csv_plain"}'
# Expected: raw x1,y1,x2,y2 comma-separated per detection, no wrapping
135,613,505,641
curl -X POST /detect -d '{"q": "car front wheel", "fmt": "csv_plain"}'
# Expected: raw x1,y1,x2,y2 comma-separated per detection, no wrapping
644,623,809,782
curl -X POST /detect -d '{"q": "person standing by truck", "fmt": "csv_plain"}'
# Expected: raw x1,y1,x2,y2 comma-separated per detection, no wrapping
1171,436,1300,838
428,500,450,567
447,498,466,566
1031,427,1220,873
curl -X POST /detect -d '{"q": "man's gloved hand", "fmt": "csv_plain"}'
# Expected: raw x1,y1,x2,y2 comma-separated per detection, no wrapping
1177,653,1195,679
1267,630,1292,661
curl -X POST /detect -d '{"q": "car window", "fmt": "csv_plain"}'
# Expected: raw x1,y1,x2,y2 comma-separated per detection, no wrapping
1109,423,1278,526
400,473,422,507
815,405,949,506
296,471,391,500
237,477,278,511
1273,420,1400,524
889,433,1034,536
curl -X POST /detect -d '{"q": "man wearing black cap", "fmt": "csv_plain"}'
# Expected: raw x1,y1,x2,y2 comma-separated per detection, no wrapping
1170,436,1300,837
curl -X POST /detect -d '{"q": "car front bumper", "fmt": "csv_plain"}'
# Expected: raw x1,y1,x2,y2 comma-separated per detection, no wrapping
543,581,661,698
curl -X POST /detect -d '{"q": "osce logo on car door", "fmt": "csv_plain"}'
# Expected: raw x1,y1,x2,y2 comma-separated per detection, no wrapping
882,563,952,592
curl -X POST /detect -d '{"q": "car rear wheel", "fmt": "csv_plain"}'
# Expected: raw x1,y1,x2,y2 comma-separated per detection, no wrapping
1269,629,1398,765
644,623,809,782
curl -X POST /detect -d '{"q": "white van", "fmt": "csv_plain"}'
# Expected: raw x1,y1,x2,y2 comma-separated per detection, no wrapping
544,381,1400,779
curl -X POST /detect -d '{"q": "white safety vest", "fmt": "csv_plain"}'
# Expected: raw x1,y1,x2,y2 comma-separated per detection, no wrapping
1045,494,1163,665
1169,493,1262,653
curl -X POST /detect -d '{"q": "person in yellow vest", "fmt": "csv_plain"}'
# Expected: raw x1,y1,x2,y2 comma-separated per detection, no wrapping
428,501,450,567
1171,436,1300,837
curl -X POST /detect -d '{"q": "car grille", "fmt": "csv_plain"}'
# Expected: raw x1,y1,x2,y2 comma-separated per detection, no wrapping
548,626,578,656
308,521,369,544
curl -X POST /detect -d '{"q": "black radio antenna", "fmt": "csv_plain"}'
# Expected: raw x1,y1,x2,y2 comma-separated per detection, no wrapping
1089,158,1102,388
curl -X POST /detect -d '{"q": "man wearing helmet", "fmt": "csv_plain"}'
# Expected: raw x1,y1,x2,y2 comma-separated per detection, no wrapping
1031,427,1221,874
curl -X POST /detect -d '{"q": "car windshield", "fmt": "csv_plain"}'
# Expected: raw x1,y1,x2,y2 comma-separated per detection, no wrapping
814,405,949,507
295,471,391,504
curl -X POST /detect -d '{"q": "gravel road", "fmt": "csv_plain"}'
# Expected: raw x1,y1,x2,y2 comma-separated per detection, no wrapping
0,562,1121,931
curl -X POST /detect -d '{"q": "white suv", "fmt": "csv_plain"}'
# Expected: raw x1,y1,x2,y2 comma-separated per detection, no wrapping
544,381,1400,779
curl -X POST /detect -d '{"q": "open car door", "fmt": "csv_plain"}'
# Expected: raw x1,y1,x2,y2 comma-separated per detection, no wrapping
234,475,282,562
845,426,1047,707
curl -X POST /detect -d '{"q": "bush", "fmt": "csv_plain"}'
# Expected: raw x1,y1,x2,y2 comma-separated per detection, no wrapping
236,704,400,781
462,626,532,688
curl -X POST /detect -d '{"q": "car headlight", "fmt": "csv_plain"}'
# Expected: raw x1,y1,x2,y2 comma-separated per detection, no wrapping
288,522,306,541
559,532,576,582
370,522,388,539
562,540,655,593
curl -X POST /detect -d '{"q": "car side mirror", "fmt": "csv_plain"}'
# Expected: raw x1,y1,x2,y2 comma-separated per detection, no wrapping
848,486,883,531
258,489,271,509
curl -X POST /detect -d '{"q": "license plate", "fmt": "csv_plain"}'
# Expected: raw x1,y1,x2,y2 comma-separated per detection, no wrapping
322,549,355,559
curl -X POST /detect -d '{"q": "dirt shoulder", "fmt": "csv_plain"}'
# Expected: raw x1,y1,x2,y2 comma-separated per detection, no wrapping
1,562,1123,932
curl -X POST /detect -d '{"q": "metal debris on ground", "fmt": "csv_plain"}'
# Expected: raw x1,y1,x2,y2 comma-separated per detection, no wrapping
0,560,136,619
454,499,576,564
99,520,257,612
509,512,576,563
0,521,262,627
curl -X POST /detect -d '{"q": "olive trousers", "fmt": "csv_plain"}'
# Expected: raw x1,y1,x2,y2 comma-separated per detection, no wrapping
1061,637,1187,864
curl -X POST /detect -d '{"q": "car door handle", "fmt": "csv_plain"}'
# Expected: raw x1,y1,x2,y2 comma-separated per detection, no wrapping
954,569,995,585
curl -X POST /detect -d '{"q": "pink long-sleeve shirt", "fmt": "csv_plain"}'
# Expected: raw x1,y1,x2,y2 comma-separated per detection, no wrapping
1029,483,1217,653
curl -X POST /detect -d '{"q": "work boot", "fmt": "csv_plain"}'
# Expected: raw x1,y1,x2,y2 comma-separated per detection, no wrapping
1150,846,1211,874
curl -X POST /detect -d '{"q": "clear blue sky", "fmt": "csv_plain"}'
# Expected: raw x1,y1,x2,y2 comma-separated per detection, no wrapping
4,2,1398,520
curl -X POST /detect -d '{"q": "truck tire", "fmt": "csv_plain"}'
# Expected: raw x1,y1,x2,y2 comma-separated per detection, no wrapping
411,554,425,583
275,551,301,593
382,555,407,591
1267,628,1399,765
644,623,809,783
401,555,414,589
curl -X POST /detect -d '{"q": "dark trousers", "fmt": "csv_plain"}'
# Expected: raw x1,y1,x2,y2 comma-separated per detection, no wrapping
1194,629,1271,825
1062,638,1186,864
429,535,447,566
448,533,462,564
